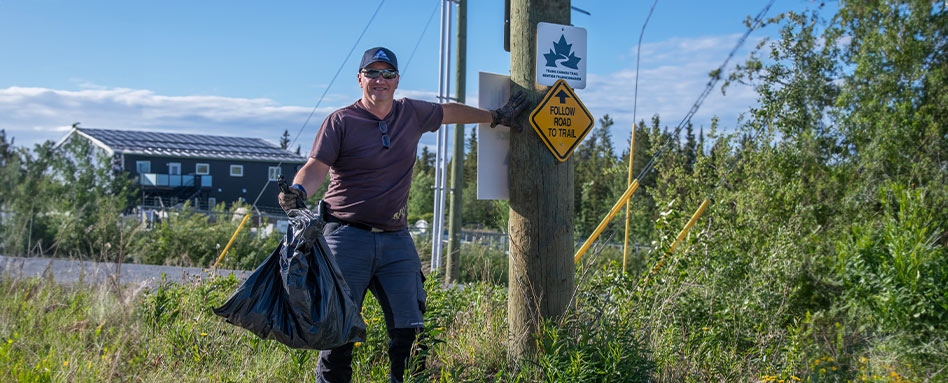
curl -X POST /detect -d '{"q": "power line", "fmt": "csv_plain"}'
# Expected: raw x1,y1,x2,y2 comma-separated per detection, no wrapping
575,0,776,267
249,0,387,210
401,0,441,76
631,0,659,131
630,0,774,186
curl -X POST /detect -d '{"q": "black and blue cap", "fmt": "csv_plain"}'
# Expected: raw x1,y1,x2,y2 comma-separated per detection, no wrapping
359,47,398,71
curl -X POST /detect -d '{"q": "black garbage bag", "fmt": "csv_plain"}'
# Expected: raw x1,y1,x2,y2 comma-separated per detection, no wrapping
213,208,366,349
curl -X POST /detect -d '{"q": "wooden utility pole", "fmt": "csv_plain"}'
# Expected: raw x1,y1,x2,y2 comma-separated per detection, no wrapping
445,0,466,283
507,0,573,362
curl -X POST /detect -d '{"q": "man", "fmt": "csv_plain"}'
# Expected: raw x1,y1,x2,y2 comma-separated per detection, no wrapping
279,46,525,383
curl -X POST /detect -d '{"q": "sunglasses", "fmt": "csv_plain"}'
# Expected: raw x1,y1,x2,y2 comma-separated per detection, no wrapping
361,68,398,80
379,121,390,149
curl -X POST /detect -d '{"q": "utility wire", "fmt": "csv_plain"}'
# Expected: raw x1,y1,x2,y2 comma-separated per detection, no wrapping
634,1,778,283
401,0,441,76
629,0,774,187
631,0,659,131
577,0,774,271
249,0,386,210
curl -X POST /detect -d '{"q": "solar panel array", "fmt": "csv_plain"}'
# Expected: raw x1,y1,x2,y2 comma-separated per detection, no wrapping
80,128,306,163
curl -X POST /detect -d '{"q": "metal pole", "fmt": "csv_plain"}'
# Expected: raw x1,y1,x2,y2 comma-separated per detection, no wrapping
431,0,451,272
437,0,455,265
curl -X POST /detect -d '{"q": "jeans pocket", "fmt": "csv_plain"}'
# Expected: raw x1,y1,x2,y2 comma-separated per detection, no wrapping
322,222,343,237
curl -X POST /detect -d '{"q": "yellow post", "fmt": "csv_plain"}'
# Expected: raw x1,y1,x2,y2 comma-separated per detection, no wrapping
574,179,640,263
622,123,636,273
667,198,710,254
644,198,711,283
214,213,252,268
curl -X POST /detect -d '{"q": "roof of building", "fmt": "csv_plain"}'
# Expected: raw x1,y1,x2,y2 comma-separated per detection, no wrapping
61,127,307,163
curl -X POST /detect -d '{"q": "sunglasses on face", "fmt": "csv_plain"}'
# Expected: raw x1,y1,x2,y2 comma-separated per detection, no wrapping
379,121,390,149
361,68,398,80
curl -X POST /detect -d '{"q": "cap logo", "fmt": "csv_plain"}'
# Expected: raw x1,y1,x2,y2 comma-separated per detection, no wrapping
374,50,389,60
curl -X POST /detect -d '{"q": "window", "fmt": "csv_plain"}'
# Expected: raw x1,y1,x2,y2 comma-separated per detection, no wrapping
136,160,151,173
230,165,244,177
168,162,181,176
268,166,281,181
195,163,210,175
208,197,217,209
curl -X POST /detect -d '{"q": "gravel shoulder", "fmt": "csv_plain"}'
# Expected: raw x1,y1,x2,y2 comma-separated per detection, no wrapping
0,255,251,287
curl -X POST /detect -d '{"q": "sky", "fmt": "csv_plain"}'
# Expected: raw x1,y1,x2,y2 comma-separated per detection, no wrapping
0,0,830,155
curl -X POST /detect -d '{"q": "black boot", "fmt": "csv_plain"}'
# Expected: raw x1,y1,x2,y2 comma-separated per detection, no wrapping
387,328,426,383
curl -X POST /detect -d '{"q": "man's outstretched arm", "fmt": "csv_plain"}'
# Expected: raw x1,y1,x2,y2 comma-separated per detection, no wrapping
441,102,493,125
440,90,528,128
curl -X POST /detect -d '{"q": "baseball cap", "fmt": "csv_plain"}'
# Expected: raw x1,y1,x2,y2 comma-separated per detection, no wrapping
359,47,398,71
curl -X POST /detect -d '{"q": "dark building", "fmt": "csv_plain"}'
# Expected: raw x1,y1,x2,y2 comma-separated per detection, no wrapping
57,127,306,214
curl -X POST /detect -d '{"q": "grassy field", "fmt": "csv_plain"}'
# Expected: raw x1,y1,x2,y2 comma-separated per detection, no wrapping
2,232,944,382
0,240,646,383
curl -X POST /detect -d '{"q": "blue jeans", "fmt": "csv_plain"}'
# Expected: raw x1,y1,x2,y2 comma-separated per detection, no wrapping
315,223,427,383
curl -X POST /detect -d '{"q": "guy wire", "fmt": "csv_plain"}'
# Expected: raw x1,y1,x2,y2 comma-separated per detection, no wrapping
250,0,386,210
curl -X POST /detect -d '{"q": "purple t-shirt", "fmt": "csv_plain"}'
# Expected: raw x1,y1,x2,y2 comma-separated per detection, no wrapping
310,98,443,231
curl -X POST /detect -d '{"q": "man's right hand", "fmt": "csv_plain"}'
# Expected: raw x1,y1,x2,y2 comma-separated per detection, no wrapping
278,185,307,212
490,90,528,130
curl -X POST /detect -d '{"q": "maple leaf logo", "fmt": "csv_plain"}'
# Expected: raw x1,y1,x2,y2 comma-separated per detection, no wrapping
543,34,581,69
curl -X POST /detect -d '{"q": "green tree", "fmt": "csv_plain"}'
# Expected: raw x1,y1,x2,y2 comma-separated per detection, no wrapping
574,115,626,237
417,146,435,176
407,152,435,223
279,129,290,149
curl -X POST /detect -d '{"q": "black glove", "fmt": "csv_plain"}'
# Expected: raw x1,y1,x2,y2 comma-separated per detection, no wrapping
490,90,528,130
278,178,307,212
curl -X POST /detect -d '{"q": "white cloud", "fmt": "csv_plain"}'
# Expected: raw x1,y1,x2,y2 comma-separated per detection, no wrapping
577,33,762,148
2,33,766,157
394,89,438,103
0,86,341,149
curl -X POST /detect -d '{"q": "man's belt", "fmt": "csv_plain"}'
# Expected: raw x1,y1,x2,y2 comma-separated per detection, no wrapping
324,214,390,233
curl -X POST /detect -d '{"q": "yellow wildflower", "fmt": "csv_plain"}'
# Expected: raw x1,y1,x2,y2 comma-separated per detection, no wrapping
791,376,801,381
354,342,362,347
831,366,837,371
200,333,208,337
63,360,69,367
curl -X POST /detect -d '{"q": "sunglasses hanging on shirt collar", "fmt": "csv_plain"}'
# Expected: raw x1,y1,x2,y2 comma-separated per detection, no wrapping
378,121,390,149
361,68,398,80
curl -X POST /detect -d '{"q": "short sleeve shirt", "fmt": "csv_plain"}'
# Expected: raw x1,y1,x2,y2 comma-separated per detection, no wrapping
310,98,443,231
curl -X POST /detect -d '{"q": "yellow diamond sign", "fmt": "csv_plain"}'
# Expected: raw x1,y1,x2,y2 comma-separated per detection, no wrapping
529,79,594,162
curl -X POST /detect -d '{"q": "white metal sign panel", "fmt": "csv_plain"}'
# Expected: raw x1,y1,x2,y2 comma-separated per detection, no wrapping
536,22,587,89
477,72,511,200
